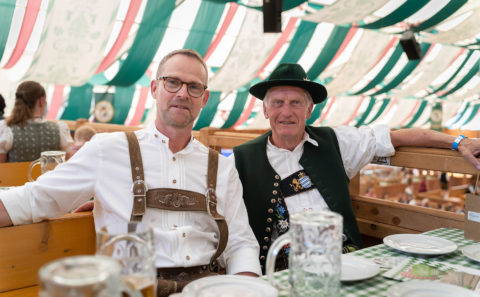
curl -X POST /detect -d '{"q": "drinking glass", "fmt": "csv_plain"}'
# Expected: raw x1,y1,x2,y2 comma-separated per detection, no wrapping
266,210,343,297
39,255,140,297
28,150,66,181
96,222,157,297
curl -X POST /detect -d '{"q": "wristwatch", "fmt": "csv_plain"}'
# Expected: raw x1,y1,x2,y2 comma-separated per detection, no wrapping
452,135,467,151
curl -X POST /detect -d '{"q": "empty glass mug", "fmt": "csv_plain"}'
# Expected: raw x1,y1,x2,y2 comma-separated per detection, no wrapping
266,210,343,297
96,222,156,297
38,255,141,297
28,150,66,181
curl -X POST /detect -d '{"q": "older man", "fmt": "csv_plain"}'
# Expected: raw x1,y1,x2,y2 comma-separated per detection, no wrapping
0,49,261,296
233,63,480,272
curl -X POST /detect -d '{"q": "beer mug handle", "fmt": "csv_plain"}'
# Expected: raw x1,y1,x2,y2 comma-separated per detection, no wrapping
265,232,291,291
28,159,41,182
120,283,143,297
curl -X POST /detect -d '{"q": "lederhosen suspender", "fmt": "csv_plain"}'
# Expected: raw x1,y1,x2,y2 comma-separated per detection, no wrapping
125,132,228,270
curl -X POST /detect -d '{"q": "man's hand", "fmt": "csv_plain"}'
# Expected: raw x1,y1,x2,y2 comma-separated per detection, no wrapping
458,138,480,170
73,200,95,213
0,200,13,227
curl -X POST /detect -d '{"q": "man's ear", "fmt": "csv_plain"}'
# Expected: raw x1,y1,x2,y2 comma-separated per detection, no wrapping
263,102,269,119
306,102,314,119
201,90,210,108
150,80,158,98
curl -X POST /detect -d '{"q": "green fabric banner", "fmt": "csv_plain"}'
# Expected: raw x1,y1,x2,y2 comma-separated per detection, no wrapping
448,102,470,128
460,103,480,127
364,98,391,125
442,59,479,96
221,90,249,128
403,100,428,128
113,86,136,124
355,97,376,127
0,0,15,61
306,99,327,125
279,21,317,63
106,0,174,86
183,1,225,56
359,0,429,29
428,50,474,94
193,91,221,130
416,0,467,31
60,84,93,120
307,25,351,79
371,43,431,96
350,44,404,95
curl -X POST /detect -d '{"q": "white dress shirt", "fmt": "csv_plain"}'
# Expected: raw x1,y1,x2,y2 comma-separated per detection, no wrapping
0,118,73,153
1,125,261,275
265,125,395,215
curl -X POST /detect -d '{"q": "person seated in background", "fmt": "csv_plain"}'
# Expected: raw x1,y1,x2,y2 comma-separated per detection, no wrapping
67,125,96,159
0,81,73,162
232,63,480,272
0,94,6,121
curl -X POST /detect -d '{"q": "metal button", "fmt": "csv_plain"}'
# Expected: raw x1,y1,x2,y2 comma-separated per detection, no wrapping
272,190,277,195
264,237,269,242
268,208,273,214
186,256,190,260
275,175,280,180
162,139,166,143
173,179,177,184
265,227,271,232
173,225,177,228
267,218,272,223
271,199,276,204
262,245,268,251
154,134,158,138
274,182,279,187
182,232,186,238
260,256,265,260
172,157,176,161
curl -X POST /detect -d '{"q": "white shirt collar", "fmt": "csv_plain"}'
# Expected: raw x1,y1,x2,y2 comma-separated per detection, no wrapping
147,125,195,154
267,131,318,152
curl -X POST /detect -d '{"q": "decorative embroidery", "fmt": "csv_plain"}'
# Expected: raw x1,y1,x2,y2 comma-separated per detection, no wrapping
280,170,315,198
155,193,196,208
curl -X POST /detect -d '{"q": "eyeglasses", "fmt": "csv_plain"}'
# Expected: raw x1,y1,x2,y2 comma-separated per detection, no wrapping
157,76,207,98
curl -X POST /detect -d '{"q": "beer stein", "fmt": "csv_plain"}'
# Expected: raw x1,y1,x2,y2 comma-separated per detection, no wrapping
28,150,66,181
96,222,156,297
39,255,140,297
266,210,343,297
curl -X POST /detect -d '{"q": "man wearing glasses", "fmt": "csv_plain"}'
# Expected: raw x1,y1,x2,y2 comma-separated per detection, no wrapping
0,49,261,296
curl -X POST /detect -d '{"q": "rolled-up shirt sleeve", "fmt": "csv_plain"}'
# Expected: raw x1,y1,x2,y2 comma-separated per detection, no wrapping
218,158,261,275
333,125,395,179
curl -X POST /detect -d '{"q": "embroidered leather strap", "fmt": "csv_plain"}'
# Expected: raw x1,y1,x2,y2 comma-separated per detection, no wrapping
124,132,227,269
279,169,315,198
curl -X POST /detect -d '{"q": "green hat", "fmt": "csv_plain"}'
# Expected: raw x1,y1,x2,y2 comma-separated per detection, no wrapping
249,63,327,104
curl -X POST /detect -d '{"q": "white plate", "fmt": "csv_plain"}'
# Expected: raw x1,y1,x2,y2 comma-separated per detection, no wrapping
387,280,476,297
341,254,380,282
383,234,457,255
182,275,277,297
462,244,480,262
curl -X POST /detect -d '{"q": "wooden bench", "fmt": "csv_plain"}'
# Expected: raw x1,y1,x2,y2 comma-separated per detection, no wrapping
0,212,95,293
0,162,41,187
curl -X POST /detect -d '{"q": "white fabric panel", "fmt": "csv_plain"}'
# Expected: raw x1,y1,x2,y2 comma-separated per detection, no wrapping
23,0,120,85
323,96,362,127
302,0,389,24
207,9,280,92
443,100,463,123
383,99,420,128
449,76,480,101
325,30,391,95
422,1,480,44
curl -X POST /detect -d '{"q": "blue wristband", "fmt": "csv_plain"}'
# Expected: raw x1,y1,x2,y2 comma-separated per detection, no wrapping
452,135,467,151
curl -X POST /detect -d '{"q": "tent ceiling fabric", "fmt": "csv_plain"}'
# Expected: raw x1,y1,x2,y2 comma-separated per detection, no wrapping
0,0,479,130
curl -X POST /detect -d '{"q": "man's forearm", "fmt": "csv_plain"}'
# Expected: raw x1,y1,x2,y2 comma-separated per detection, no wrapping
0,200,13,227
390,128,454,149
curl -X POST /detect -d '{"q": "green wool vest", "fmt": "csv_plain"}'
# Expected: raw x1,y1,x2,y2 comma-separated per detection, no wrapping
234,126,363,270
8,121,61,162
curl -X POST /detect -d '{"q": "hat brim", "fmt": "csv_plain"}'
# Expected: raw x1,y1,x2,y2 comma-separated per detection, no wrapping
249,79,327,104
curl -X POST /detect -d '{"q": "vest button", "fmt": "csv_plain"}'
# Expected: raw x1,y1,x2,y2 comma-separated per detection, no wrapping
271,199,276,204
272,190,277,195
268,208,273,214
275,175,280,180
267,218,272,223
265,227,271,232
263,245,268,251
274,182,279,187
260,256,265,261
264,237,269,242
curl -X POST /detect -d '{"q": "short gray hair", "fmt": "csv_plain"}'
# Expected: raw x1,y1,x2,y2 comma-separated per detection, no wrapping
156,49,208,83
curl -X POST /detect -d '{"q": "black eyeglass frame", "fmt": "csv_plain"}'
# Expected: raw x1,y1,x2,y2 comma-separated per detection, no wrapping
157,76,207,98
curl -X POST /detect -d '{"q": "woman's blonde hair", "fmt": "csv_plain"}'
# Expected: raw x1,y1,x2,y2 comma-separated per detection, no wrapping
6,81,46,129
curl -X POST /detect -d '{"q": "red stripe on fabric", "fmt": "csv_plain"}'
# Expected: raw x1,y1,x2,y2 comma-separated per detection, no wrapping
397,100,421,126
3,0,42,69
46,85,65,120
204,3,238,62
256,17,297,78
317,96,336,124
127,67,152,126
232,95,256,128
95,0,142,73
342,96,365,125
326,27,358,69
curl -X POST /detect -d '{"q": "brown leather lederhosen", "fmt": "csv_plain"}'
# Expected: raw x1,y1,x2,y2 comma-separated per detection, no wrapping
125,132,228,297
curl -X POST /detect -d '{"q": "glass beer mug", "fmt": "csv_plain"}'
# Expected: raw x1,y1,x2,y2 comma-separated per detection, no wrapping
266,210,343,297
28,150,66,181
96,222,157,297
39,255,141,297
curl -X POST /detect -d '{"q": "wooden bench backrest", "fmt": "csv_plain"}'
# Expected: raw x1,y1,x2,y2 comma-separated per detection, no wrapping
0,213,95,292
0,162,41,187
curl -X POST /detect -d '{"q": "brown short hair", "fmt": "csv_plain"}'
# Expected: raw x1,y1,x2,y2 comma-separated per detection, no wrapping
74,125,96,142
156,49,208,84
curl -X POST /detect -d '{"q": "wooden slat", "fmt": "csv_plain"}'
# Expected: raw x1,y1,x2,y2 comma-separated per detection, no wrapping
0,162,40,187
0,286,38,297
0,213,95,292
391,147,478,175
